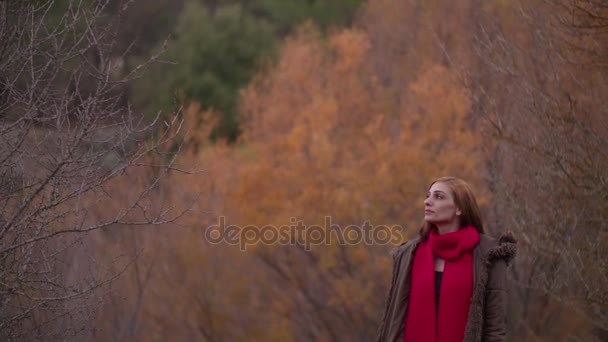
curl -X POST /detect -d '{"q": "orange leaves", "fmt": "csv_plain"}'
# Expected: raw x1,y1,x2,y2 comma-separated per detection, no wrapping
218,22,485,338
409,63,471,123
399,63,481,182
328,28,370,74
236,21,486,246
90,0,608,339
98,6,489,340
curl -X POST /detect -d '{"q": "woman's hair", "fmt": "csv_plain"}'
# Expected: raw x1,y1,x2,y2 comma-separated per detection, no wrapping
419,176,484,240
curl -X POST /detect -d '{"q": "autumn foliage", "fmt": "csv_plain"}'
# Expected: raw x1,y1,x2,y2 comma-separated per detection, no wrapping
89,0,608,341
94,19,486,342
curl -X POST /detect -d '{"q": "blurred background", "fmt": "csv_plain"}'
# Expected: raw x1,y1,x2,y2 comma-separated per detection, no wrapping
1,0,607,341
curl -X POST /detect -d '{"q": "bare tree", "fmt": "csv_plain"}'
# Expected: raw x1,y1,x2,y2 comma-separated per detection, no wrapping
0,1,189,340
469,0,608,340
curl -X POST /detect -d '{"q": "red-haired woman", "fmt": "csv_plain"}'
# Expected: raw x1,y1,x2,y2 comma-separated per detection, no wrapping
376,177,516,342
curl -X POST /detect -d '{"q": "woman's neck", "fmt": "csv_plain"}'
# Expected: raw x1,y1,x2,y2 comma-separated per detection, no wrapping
435,222,460,235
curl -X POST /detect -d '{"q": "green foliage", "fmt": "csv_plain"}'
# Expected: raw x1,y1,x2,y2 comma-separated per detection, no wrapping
178,3,276,141
134,2,275,142
248,0,362,33
132,0,363,142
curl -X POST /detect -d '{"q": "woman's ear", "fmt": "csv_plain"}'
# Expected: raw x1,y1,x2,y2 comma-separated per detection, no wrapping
456,209,461,216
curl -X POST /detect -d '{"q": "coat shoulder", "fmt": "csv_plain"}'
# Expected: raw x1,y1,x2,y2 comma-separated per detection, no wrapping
480,231,517,265
390,237,420,259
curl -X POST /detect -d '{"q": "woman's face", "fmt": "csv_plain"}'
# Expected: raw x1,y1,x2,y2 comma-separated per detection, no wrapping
424,182,461,226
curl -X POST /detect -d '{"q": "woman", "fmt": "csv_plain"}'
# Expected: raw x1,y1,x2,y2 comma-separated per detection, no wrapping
376,177,516,342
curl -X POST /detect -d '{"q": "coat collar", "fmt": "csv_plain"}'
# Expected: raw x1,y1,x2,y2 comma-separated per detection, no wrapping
393,231,516,264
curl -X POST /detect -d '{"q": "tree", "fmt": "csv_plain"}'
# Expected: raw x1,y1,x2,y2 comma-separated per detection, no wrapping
0,1,185,339
132,1,276,143
83,0,608,340
132,0,364,143
233,24,486,340
470,0,608,339
105,21,485,340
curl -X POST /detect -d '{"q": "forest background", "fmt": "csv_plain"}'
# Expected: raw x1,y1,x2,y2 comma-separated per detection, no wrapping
1,0,606,341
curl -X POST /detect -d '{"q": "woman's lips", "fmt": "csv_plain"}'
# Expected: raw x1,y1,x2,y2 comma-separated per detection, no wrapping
424,210,434,214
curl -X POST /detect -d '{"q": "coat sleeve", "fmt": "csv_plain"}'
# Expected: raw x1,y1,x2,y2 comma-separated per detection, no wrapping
483,259,508,342
376,246,402,342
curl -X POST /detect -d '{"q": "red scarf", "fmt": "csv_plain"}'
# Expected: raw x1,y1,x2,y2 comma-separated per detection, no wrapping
403,225,480,342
